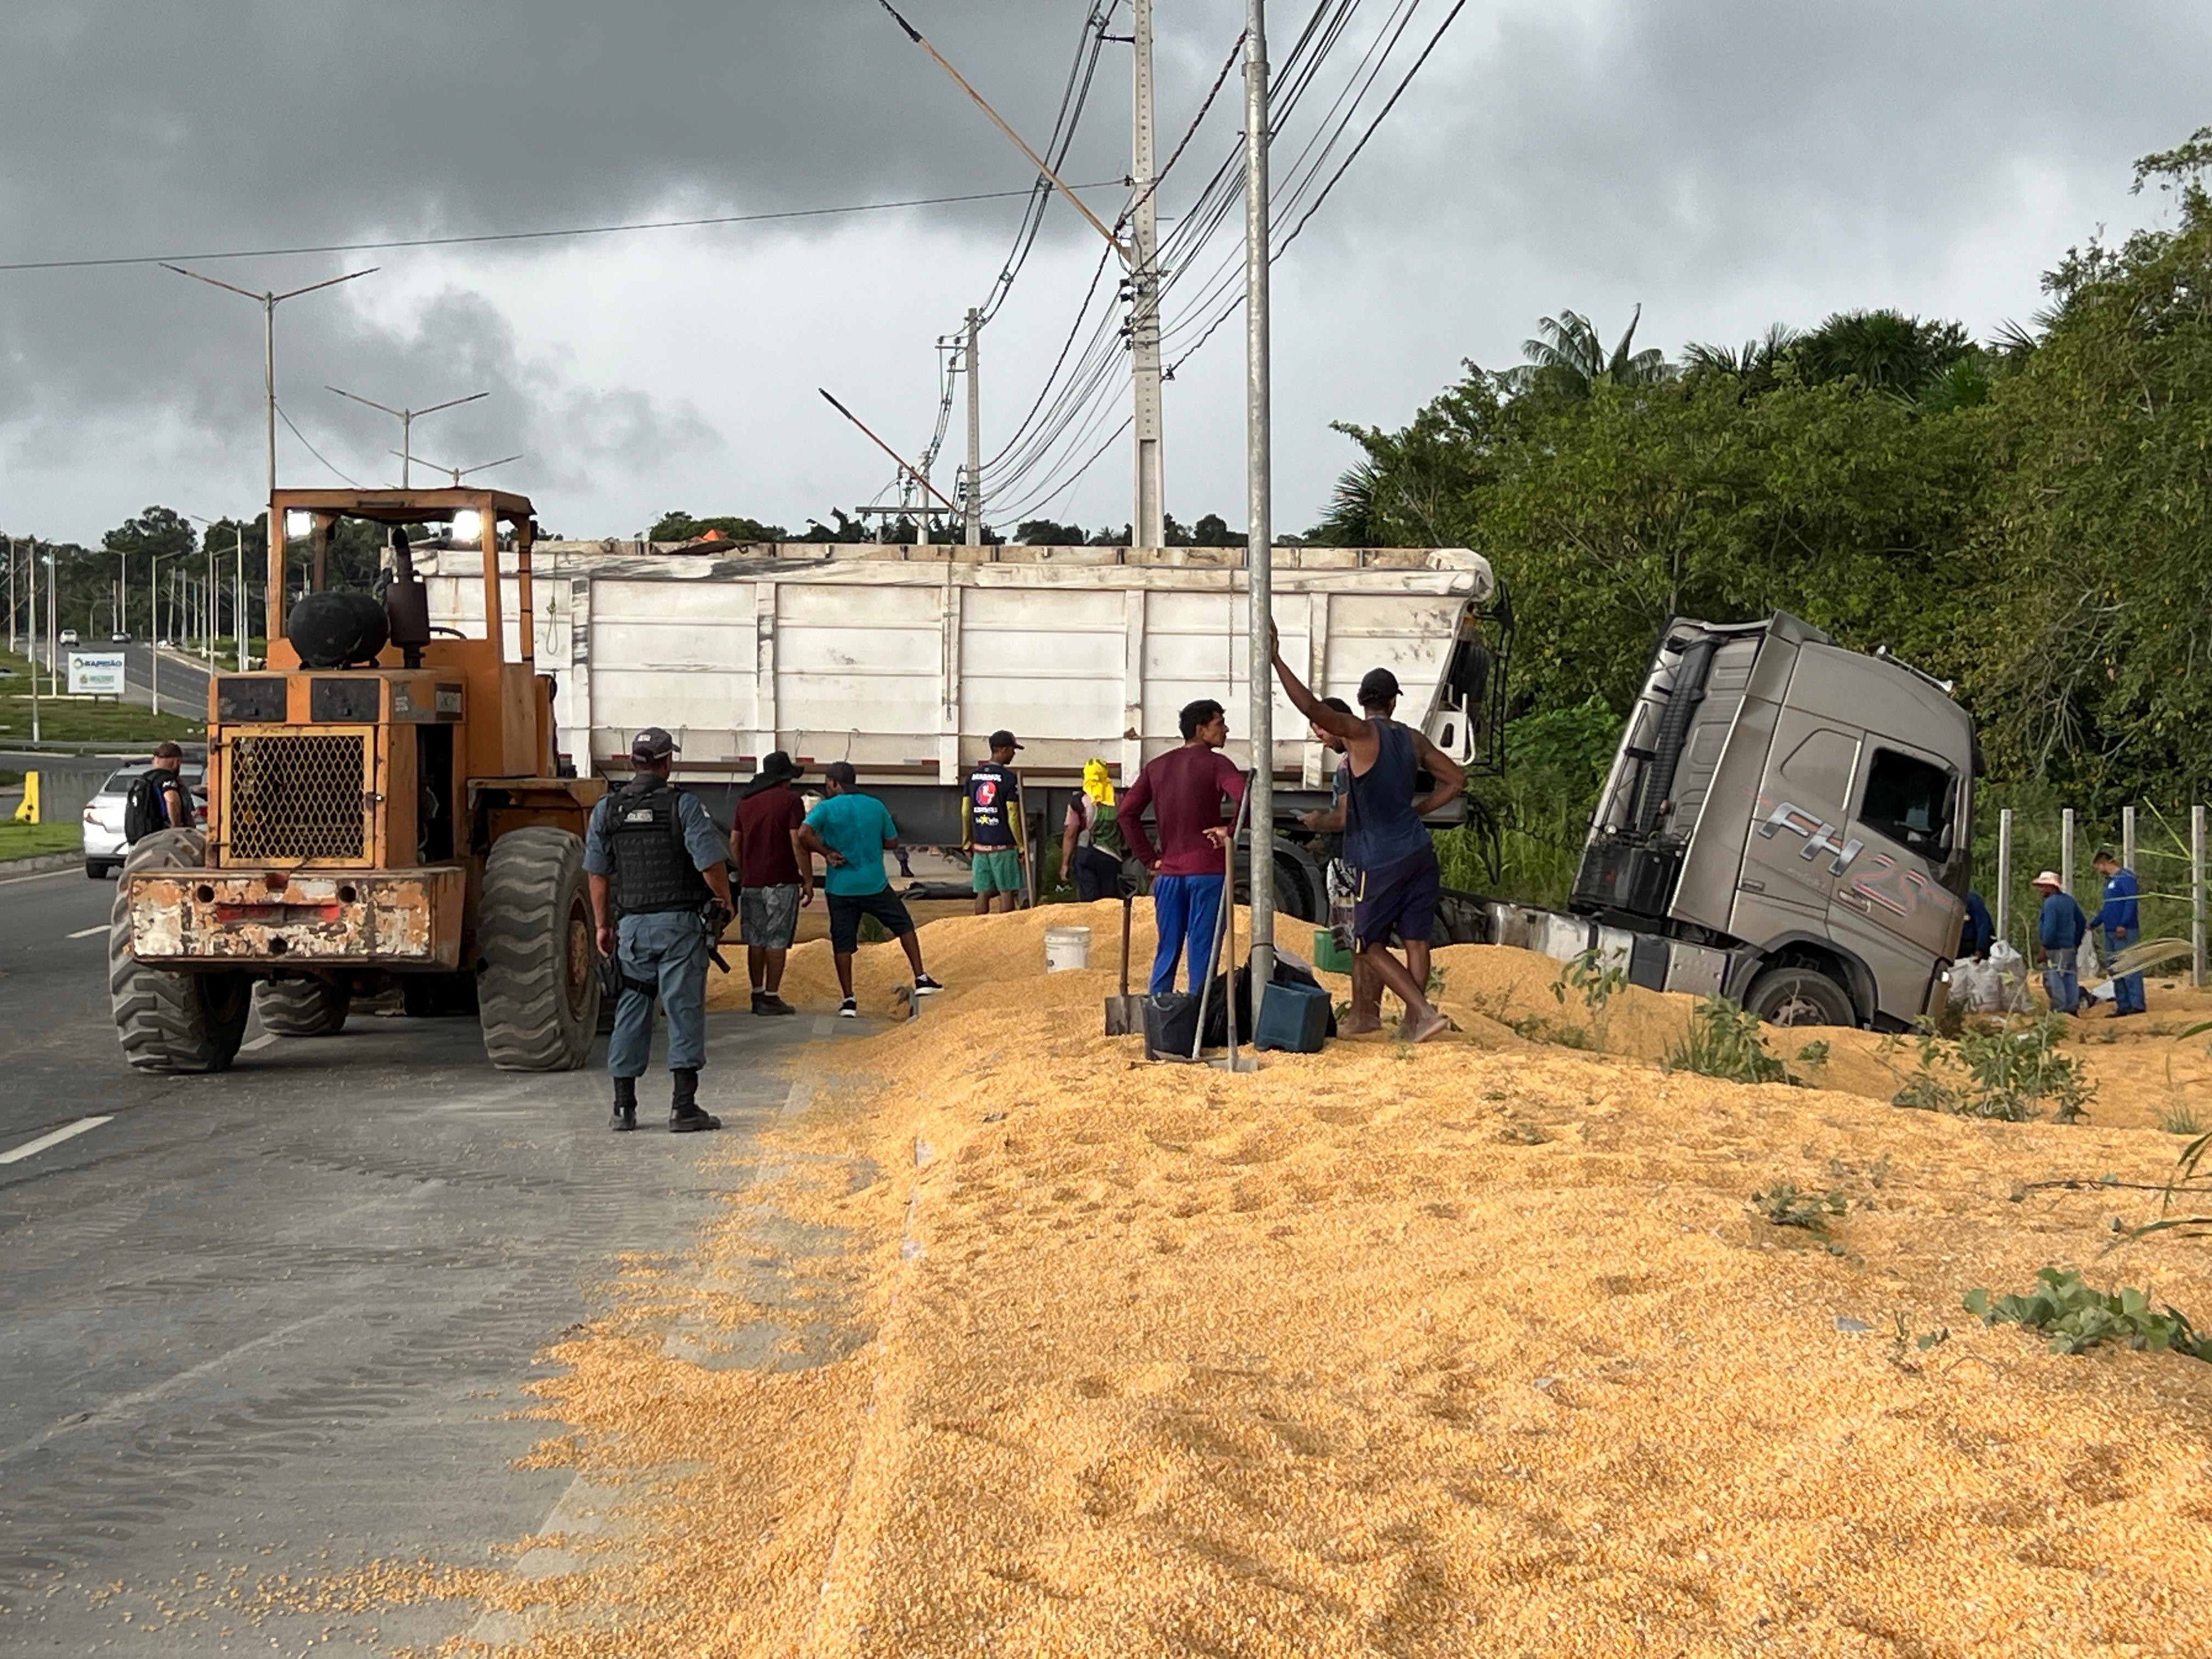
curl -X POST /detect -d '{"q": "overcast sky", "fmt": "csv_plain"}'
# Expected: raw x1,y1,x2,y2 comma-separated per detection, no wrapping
1,1,2203,546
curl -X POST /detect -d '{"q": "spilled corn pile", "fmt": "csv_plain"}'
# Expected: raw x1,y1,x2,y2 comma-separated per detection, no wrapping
432,904,2212,1654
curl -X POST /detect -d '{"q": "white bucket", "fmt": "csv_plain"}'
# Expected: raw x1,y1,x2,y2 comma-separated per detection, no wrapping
1043,926,1092,973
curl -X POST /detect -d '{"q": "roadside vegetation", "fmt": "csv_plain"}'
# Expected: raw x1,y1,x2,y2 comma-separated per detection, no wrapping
0,647,204,746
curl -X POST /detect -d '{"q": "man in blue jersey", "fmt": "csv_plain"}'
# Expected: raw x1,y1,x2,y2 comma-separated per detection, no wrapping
962,730,1026,915
2092,848,2146,1017
1269,631,1463,1043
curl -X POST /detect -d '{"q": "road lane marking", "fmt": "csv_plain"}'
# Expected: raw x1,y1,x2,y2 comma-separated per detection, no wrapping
65,924,105,940
0,867,75,888
0,1116,114,1166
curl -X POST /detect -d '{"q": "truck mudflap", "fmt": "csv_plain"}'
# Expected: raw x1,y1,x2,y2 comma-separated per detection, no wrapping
125,867,466,968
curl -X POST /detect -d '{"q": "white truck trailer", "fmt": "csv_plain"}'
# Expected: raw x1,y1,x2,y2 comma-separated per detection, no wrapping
420,539,1510,922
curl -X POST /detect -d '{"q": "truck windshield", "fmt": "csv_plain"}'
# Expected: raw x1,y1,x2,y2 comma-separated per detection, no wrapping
1860,748,1953,852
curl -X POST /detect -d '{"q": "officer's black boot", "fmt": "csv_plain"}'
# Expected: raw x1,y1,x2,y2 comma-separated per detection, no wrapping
668,1067,720,1133
609,1075,638,1133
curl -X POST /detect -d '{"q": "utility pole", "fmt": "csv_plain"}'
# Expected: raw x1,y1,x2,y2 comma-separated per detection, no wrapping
1130,0,1167,549
964,308,984,547
1243,0,1276,985
235,525,248,671
5,534,14,656
26,540,38,744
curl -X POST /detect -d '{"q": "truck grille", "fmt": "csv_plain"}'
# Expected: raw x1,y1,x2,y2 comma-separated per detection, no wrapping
225,733,369,862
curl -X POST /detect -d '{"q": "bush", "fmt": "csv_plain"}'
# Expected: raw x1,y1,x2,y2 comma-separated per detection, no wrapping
1965,1267,2212,1359
1891,1015,2094,1122
1667,997,1791,1084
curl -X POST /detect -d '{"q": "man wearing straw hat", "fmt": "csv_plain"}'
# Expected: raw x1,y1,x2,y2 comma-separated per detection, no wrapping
2030,870,2090,1016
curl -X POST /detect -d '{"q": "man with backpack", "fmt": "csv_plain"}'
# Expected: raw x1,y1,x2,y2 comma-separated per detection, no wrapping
123,742,192,846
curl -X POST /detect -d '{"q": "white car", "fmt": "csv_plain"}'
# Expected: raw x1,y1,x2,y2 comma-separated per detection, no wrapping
82,763,206,879
59,628,80,646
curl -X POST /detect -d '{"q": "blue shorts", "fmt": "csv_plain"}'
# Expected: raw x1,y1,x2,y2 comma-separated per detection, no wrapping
1353,843,1440,948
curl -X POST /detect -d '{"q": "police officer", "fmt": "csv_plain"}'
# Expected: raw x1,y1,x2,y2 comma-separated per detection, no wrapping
585,728,735,1133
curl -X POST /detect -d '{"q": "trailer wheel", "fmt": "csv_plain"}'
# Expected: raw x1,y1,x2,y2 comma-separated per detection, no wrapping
255,977,352,1037
477,827,599,1071
1746,966,1855,1028
109,830,252,1073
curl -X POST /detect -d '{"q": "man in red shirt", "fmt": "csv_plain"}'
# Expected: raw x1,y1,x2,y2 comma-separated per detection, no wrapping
1116,699,1248,996
728,751,812,1015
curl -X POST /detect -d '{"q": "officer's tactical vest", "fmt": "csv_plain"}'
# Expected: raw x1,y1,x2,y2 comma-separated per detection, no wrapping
609,777,712,915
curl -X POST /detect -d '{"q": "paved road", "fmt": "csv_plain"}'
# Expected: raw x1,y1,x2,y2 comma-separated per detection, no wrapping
14,640,212,722
0,867,840,1652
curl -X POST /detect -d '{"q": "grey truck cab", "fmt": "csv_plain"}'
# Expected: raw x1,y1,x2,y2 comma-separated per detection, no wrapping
1552,613,1973,1029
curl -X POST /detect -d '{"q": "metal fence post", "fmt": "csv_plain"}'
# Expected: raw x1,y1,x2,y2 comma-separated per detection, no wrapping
2121,805,2136,874
2061,806,2075,895
1996,808,2013,942
2193,804,2206,989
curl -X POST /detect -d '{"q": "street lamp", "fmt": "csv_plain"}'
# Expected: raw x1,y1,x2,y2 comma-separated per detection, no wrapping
329,386,488,487
161,262,376,632
394,449,522,488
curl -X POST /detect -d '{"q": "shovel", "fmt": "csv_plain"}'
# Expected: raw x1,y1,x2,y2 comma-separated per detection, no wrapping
1104,895,1144,1035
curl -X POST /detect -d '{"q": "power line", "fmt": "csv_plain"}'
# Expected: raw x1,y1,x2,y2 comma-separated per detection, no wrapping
273,399,360,487
0,180,1127,275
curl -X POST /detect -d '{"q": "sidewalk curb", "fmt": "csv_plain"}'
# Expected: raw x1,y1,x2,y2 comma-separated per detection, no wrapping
0,851,85,877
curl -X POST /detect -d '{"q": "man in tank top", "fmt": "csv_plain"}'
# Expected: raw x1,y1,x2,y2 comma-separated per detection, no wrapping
1269,629,1465,1043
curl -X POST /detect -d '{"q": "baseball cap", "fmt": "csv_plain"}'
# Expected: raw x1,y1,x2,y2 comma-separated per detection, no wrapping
1357,667,1401,707
630,727,680,762
988,729,1023,752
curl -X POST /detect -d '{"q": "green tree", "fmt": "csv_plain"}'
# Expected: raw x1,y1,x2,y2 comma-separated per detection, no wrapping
1503,306,1670,402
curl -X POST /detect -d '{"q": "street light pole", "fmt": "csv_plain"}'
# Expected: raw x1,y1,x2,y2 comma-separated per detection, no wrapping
161,263,376,630
1244,0,1276,986
26,541,38,744
329,387,489,486
1130,0,1166,549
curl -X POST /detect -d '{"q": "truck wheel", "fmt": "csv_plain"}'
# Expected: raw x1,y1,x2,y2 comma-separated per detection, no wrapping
1746,966,1855,1028
477,827,599,1071
255,977,352,1037
109,829,252,1073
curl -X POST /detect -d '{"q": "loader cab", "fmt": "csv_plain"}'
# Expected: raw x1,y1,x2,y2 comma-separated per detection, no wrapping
202,488,563,873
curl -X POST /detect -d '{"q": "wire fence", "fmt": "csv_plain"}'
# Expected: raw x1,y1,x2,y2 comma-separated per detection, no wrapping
1984,802,2208,986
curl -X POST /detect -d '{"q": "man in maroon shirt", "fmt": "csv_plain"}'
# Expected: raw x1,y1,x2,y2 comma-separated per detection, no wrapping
729,751,812,1015
1117,699,1248,996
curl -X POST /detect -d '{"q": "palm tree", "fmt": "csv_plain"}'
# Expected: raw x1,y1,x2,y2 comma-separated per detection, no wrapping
1505,306,1670,400
1683,322,1799,380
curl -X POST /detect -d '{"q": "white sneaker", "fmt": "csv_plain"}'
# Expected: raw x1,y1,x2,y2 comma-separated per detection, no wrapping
838,997,859,1018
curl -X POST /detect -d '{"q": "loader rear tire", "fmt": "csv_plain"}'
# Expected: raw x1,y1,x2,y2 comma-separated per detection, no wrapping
109,830,252,1074
255,976,352,1037
477,826,599,1071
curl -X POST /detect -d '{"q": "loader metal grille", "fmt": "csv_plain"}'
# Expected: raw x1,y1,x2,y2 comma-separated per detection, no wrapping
225,733,369,862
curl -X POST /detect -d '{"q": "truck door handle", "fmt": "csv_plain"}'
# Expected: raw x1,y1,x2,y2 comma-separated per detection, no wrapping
1838,889,1871,912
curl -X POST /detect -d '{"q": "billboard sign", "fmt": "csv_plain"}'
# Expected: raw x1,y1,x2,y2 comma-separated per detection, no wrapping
68,652,127,696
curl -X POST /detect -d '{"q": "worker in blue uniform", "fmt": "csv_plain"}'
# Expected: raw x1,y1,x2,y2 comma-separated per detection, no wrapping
2031,870,2089,1016
2092,848,2146,1017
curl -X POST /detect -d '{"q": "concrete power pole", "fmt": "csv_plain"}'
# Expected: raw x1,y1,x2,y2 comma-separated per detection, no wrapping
1243,0,1276,985
963,308,984,547
1130,0,1167,550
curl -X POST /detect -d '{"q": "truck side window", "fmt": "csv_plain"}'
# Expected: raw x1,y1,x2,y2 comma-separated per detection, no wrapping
1858,748,1953,852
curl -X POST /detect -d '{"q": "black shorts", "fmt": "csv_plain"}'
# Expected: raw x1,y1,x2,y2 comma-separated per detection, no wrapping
827,887,915,954
1352,843,1440,948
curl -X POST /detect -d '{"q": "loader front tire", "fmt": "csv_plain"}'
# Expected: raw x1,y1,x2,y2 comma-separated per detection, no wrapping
109,830,252,1074
255,976,352,1037
477,827,599,1071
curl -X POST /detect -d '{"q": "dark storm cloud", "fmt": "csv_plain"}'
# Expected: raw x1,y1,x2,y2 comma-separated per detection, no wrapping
2,1,2206,538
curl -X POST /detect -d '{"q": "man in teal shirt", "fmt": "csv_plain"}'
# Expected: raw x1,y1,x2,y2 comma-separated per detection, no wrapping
798,761,944,1017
